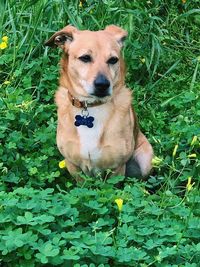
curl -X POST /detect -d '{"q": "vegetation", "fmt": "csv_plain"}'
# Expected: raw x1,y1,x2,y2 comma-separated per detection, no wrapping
0,0,199,266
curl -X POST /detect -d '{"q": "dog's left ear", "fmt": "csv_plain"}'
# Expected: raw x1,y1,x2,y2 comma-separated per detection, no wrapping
44,25,77,48
105,25,127,47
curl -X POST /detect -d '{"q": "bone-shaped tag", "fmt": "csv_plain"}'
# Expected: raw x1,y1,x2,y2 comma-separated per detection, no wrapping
74,115,94,128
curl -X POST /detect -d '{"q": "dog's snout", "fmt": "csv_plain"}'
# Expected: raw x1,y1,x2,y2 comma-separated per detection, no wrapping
94,75,110,90
93,74,110,97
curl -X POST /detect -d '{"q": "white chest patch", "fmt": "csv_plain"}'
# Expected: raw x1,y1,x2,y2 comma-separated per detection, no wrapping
76,106,108,163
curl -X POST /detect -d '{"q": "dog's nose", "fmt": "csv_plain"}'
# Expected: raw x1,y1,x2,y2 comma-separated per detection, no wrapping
94,74,110,97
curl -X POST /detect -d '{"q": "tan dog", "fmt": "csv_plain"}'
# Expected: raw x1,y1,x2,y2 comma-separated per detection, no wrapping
45,25,153,180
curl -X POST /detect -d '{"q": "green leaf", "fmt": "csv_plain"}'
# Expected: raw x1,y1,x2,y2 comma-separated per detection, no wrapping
61,248,80,260
14,239,24,247
61,231,82,240
107,175,125,184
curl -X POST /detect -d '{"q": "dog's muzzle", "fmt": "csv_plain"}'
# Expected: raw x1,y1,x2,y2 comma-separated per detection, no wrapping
93,74,111,97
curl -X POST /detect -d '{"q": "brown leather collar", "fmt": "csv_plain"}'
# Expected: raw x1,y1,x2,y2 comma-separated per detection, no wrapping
68,91,104,108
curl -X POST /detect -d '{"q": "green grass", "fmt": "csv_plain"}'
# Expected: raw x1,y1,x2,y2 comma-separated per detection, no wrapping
0,0,200,266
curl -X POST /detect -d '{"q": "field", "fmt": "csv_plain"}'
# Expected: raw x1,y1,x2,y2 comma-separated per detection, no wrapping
0,0,200,266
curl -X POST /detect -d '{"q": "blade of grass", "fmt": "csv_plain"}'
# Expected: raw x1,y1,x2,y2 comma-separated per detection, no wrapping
190,59,199,91
150,60,181,89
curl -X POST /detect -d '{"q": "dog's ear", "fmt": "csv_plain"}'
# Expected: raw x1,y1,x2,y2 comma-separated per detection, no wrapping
44,25,77,48
105,25,127,47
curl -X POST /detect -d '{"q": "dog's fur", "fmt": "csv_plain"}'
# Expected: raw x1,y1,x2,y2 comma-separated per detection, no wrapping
45,25,153,180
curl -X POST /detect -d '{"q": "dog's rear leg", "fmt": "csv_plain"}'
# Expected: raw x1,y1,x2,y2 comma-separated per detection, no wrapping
125,131,153,178
112,164,126,177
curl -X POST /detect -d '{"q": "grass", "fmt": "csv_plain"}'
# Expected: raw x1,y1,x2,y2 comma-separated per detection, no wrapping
0,0,200,266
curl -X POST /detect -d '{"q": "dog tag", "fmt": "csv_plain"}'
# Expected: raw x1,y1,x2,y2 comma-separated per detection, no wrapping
74,115,94,128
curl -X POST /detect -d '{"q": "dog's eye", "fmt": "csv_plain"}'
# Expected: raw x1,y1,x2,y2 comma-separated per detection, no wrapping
78,55,92,63
107,57,119,65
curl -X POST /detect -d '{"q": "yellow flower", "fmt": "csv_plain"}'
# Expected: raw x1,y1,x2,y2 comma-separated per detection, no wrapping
186,177,195,192
141,188,150,195
188,154,197,158
4,80,10,85
190,136,198,146
115,198,123,212
0,41,7,50
182,0,186,4
59,160,66,169
2,36,8,43
79,1,83,7
140,58,146,64
152,156,163,167
172,144,178,157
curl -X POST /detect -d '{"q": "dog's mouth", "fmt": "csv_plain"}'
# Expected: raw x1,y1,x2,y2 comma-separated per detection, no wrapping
91,90,111,98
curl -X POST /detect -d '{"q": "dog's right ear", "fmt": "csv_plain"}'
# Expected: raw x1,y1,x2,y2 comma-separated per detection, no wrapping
44,25,77,48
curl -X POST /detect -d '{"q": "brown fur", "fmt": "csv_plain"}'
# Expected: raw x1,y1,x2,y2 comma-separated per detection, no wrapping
45,25,153,180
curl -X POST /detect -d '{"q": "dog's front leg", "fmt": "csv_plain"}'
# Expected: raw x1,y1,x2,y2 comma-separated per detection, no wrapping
65,160,83,182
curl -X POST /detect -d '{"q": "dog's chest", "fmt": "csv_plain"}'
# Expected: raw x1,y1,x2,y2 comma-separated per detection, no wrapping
76,107,106,163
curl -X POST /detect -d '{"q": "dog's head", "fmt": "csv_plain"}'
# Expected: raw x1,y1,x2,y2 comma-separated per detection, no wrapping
45,25,127,100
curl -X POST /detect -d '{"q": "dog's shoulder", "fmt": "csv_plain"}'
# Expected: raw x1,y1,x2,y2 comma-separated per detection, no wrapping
55,86,69,110
114,86,132,112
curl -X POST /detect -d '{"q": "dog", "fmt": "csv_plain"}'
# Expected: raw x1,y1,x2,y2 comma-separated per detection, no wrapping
45,25,153,180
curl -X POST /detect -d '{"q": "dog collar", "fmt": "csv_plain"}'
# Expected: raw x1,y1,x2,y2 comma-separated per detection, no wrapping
68,92,98,128
68,91,103,109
